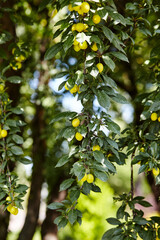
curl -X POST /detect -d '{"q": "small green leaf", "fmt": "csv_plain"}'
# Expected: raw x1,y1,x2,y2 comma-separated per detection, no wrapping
11,107,24,114
7,76,23,84
14,184,28,193
102,54,115,71
70,190,80,202
94,170,108,182
102,26,114,42
11,146,24,155
110,52,129,62
48,202,64,210
59,178,74,191
63,35,74,52
55,155,70,168
97,90,110,110
107,121,120,135
12,134,23,144
50,112,77,124
106,217,121,225
111,93,128,104
93,151,105,163
58,218,68,230
68,209,77,224
44,43,62,60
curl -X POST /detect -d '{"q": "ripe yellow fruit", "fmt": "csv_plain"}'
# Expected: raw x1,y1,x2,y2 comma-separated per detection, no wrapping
81,173,87,183
71,24,76,31
75,132,83,141
73,5,80,12
1,129,7,138
73,39,79,46
158,117,160,122
70,84,79,94
79,41,88,50
78,8,84,15
0,84,4,92
91,42,98,51
140,147,145,152
10,206,18,215
92,145,100,151
83,23,88,31
65,83,69,90
151,112,158,121
107,153,113,158
97,63,104,73
10,62,22,70
15,55,26,62
76,23,84,32
152,168,159,177
6,196,12,202
7,204,13,212
68,4,73,11
81,2,90,13
74,45,81,52
92,14,101,24
87,174,94,183
72,118,80,127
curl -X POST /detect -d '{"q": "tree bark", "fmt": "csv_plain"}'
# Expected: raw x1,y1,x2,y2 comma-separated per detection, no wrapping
17,102,46,240
41,179,66,240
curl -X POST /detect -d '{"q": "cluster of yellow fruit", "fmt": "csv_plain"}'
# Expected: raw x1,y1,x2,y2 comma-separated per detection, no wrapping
10,48,26,71
150,112,160,122
6,196,19,215
69,2,90,15
81,173,94,183
0,127,7,138
65,83,81,94
72,118,83,141
73,39,88,52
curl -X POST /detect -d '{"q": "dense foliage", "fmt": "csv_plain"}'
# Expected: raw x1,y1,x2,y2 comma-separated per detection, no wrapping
1,0,160,239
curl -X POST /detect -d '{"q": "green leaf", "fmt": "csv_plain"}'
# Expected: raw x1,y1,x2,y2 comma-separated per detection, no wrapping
12,134,23,144
50,112,77,124
102,26,114,42
97,90,110,110
110,52,129,62
38,0,52,11
94,170,108,182
107,121,120,135
93,151,105,163
111,93,128,104
11,146,24,155
104,159,116,173
138,200,152,207
18,157,32,165
149,101,160,111
138,164,148,174
73,162,85,180
7,76,23,84
62,127,75,140
48,202,64,210
58,218,68,230
0,192,6,201
68,209,77,224
59,178,74,191
14,184,28,193
11,107,24,114
63,35,74,52
70,190,80,202
44,43,63,60
106,217,121,225
55,155,70,168
102,75,117,89
102,54,115,71
5,119,17,127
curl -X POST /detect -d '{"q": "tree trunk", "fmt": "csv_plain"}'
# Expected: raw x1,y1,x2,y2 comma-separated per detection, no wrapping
41,180,66,240
17,103,46,240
